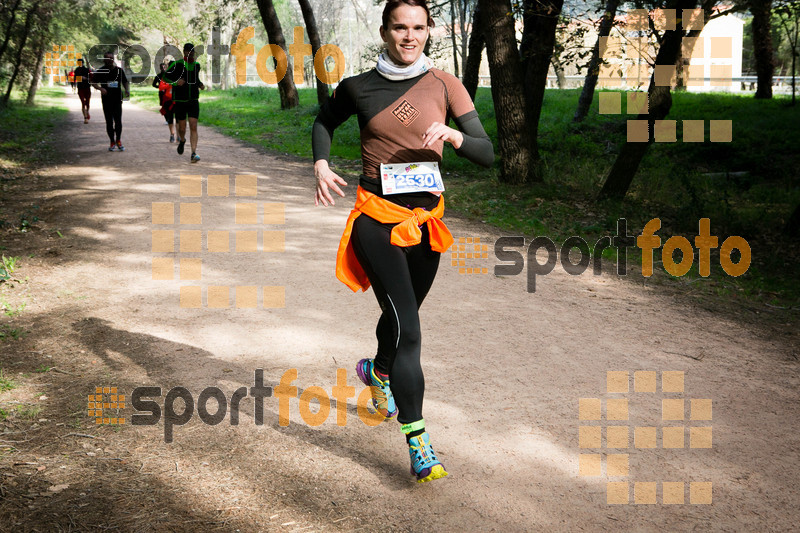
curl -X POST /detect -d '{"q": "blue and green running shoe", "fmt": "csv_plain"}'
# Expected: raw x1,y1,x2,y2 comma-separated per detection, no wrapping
408,432,448,483
356,358,397,419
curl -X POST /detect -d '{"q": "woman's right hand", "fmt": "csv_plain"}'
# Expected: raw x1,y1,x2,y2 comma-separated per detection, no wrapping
315,160,348,206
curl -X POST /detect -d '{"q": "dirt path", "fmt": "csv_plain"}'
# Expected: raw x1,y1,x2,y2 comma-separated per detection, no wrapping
1,90,798,532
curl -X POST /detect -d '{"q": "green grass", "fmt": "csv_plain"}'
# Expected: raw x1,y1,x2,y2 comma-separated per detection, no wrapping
0,88,68,230
0,255,20,282
15,404,41,420
0,295,25,317
132,84,799,307
0,368,15,392
0,88,68,163
0,326,26,340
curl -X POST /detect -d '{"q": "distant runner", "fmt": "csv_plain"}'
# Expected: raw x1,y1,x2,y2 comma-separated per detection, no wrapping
91,51,130,152
74,58,92,124
163,43,205,162
153,62,176,143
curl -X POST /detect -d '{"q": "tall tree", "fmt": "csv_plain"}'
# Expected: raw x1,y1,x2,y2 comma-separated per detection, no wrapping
478,0,536,184
598,0,703,200
519,0,565,181
463,2,484,99
255,0,299,109
574,0,620,122
25,5,52,105
450,0,460,77
0,0,23,67
2,0,40,106
774,0,800,104
750,0,775,98
786,203,800,235
297,0,329,106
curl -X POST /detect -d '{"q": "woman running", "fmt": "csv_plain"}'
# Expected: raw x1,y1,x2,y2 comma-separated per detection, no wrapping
153,62,176,143
312,0,493,483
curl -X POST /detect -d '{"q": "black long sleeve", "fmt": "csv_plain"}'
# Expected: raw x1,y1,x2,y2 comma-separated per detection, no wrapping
452,110,494,168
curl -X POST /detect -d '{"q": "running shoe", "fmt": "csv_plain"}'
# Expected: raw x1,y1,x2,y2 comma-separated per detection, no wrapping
87,113,90,120
408,432,448,483
191,152,200,163
169,134,175,143
356,358,397,419
116,141,125,151
108,142,116,151
177,139,186,154
84,118,88,124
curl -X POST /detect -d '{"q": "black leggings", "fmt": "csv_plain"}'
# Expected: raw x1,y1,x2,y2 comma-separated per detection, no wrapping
102,97,122,143
351,214,440,424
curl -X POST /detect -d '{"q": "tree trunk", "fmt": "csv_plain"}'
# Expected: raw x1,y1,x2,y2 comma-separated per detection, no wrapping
478,0,536,184
551,57,566,88
751,0,774,99
463,2,484,100
776,5,799,105
26,30,48,105
598,0,698,201
0,0,23,66
459,0,469,79
573,0,619,122
297,0,329,106
450,0,460,77
3,1,38,106
519,0,564,182
792,47,796,105
677,1,720,90
255,0,299,109
786,203,800,236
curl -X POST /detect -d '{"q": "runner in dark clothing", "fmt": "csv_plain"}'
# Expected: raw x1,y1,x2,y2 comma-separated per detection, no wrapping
74,59,92,124
91,51,130,152
163,43,205,162
152,62,176,142
313,0,493,483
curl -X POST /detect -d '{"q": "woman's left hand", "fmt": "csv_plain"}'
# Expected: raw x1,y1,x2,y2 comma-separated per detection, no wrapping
422,122,463,150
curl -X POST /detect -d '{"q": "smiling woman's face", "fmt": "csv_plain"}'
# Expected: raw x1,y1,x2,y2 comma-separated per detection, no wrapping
379,4,429,66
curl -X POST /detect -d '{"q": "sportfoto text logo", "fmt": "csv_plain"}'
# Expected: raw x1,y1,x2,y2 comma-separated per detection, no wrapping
65,24,344,87
101,369,384,443
464,218,751,292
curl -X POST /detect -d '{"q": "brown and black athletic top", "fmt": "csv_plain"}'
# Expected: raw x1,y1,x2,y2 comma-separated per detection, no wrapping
313,68,494,209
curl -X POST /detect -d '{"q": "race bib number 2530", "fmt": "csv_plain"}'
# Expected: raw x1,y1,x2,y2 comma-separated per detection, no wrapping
380,162,445,195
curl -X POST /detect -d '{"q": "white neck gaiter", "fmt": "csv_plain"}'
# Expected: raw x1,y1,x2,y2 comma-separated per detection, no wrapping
376,50,432,81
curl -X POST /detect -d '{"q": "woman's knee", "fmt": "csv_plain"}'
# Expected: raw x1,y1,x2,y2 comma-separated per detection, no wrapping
397,319,421,351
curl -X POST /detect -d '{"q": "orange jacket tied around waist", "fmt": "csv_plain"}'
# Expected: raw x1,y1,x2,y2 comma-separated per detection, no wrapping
336,187,454,292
